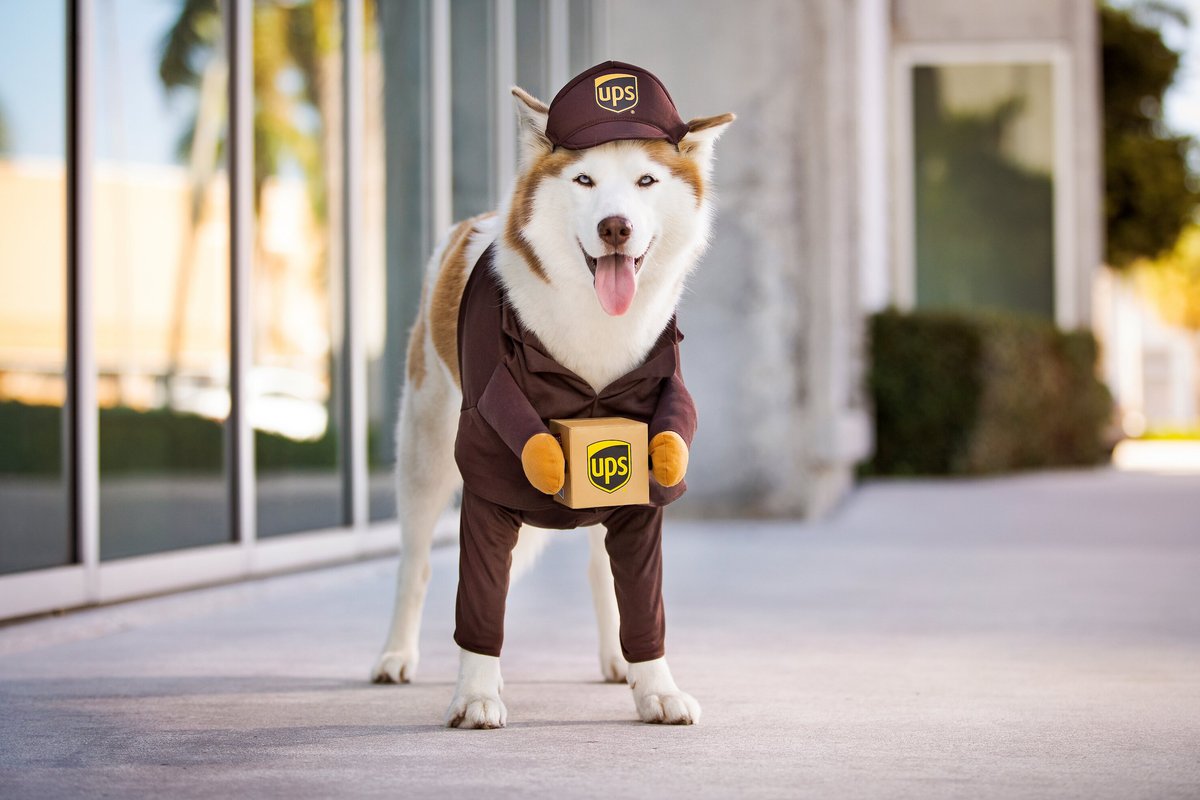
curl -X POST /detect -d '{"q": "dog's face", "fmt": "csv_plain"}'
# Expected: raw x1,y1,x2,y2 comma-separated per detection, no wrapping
507,88,734,317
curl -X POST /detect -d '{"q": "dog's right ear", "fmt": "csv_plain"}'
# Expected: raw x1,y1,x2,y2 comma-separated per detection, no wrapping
512,86,551,167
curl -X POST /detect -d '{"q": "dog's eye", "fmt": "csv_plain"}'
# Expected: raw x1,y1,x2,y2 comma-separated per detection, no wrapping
574,174,594,187
637,174,658,188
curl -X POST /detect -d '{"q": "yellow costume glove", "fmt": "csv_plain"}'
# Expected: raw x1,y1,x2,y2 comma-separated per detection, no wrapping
521,432,565,494
649,431,689,487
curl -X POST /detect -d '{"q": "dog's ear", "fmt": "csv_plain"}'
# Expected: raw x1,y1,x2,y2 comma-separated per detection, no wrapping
512,86,551,168
678,113,736,173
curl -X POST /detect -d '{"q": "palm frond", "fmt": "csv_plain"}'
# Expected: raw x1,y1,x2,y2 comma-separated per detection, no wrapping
158,0,221,92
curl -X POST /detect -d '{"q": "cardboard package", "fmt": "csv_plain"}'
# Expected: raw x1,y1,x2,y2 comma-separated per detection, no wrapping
548,417,649,509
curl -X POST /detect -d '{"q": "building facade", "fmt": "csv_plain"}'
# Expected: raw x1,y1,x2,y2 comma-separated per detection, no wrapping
601,0,1102,514
0,0,1102,620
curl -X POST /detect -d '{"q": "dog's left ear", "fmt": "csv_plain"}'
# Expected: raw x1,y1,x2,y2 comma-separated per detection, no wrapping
678,113,736,173
512,86,551,168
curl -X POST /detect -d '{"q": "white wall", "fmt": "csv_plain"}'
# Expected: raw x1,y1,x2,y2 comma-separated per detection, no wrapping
1094,268,1200,434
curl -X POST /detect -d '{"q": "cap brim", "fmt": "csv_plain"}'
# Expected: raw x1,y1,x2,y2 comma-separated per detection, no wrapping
554,119,674,150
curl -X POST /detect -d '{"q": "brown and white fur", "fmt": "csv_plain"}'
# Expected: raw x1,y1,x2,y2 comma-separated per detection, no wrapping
371,86,733,728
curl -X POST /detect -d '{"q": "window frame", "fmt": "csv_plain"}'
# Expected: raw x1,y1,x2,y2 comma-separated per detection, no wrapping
890,42,1079,328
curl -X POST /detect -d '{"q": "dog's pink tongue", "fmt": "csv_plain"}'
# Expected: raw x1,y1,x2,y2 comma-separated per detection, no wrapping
594,254,637,316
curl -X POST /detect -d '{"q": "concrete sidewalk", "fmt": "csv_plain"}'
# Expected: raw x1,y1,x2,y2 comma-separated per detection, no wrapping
1,469,1198,798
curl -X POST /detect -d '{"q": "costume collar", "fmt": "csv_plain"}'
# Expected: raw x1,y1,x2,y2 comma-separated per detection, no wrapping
495,276,683,391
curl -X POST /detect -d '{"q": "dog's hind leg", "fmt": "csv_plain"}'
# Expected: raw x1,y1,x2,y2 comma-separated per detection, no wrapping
587,525,628,683
371,367,460,684
509,525,552,583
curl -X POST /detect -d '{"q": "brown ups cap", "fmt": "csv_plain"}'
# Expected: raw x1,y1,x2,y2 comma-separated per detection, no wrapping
546,60,690,151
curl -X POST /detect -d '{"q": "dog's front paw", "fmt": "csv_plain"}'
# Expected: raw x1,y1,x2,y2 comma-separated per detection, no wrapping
371,648,418,684
627,656,700,725
445,650,507,729
633,687,700,724
445,692,508,729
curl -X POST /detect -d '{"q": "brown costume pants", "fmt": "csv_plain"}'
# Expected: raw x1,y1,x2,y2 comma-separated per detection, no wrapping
454,488,666,663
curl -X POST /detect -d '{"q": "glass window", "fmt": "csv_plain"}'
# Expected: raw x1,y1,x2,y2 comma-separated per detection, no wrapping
912,63,1056,319
253,0,344,537
0,0,71,574
451,0,494,220
92,0,231,561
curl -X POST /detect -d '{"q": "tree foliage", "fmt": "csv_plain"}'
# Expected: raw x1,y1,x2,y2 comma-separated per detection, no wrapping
157,0,337,215
1101,3,1199,268
1138,224,1200,331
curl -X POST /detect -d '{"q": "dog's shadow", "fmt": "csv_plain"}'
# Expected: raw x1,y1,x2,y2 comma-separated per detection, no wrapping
369,677,651,729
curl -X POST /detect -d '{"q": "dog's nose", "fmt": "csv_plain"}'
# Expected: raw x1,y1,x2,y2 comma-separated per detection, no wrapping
597,216,633,248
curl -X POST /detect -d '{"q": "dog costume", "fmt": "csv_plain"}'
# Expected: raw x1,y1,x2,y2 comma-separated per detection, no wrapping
452,62,698,664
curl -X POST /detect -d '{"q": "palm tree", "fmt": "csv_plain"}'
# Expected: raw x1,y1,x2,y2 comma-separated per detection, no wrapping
159,0,336,215
157,0,227,403
157,0,341,409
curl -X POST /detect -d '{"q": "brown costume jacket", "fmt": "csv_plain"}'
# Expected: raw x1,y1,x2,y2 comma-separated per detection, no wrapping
454,246,698,511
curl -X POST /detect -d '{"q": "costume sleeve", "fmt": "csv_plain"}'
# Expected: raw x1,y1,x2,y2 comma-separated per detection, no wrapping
477,361,551,458
649,346,697,447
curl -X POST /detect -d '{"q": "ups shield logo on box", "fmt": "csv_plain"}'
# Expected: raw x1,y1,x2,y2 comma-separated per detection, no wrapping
587,439,631,493
550,417,647,508
594,73,638,113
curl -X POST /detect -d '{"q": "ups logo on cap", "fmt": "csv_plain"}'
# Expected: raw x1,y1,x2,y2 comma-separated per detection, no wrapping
594,73,638,113
587,439,632,493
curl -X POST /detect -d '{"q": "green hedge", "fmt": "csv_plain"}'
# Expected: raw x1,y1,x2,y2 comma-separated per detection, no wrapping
0,401,63,474
867,309,1113,475
0,401,342,475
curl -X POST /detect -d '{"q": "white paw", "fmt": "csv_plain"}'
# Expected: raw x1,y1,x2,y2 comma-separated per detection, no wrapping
444,693,508,729
370,649,418,684
627,656,701,725
445,649,507,729
634,688,701,725
599,647,629,683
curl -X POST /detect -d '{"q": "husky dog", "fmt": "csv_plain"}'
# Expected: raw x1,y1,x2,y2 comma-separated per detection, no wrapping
371,73,733,728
